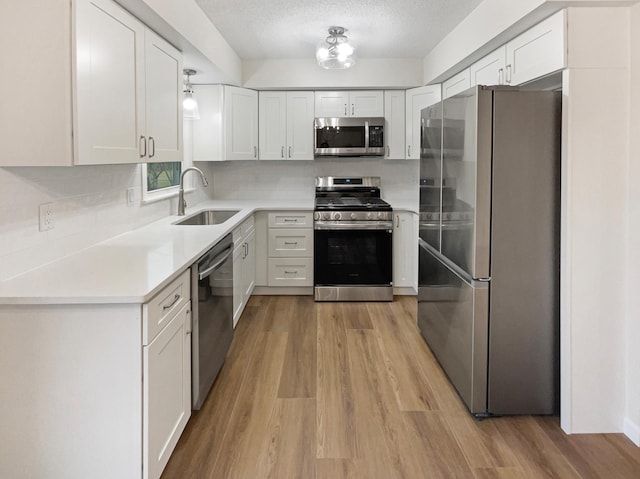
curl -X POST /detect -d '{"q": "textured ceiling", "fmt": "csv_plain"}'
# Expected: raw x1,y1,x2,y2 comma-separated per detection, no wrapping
194,0,484,60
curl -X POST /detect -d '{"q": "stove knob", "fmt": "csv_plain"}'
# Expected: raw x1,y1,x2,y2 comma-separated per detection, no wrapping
427,214,432,220
350,212,357,220
367,212,373,220
323,212,331,220
378,212,384,219
334,212,342,220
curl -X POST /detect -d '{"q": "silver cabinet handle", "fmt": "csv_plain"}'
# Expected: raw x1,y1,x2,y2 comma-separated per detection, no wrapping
386,145,390,157
284,270,298,275
139,136,146,158
186,309,192,335
148,136,155,158
283,218,298,222
351,104,355,116
253,146,257,158
281,146,284,158
395,215,400,228
344,104,347,116
498,68,504,85
407,145,411,157
288,146,292,158
506,64,512,84
162,293,180,311
284,241,298,245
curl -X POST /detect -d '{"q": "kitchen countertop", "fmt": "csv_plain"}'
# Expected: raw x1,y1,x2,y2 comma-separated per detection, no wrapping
0,200,313,305
0,199,415,305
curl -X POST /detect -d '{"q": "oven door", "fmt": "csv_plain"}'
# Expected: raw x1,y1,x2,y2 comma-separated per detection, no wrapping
314,224,393,301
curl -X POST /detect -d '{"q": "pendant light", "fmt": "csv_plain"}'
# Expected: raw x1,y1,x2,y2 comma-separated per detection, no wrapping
183,69,200,120
316,26,357,69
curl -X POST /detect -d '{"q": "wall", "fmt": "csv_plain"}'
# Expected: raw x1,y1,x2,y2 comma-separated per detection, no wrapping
197,158,419,210
243,58,424,90
0,122,205,282
560,7,629,434
626,3,640,446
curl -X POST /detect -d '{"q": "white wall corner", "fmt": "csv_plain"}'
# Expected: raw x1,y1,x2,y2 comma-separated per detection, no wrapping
623,418,640,446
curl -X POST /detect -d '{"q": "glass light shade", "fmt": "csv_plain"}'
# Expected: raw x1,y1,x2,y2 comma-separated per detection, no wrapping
316,27,357,69
183,89,200,120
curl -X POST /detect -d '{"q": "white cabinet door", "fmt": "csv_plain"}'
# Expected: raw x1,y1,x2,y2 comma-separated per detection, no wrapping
405,85,441,159
350,90,384,117
243,229,256,300
315,91,350,117
144,302,191,479
384,90,405,159
75,0,146,165
471,47,507,87
286,91,315,160
393,212,417,289
505,11,565,86
225,86,258,160
442,68,472,99
233,242,244,326
144,29,182,163
259,91,287,160
192,85,224,161
315,90,383,117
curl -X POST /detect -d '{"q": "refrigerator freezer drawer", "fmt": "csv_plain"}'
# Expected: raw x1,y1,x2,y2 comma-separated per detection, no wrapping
417,242,489,414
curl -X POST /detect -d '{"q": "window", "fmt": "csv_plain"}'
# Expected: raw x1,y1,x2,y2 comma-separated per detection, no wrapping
142,162,182,202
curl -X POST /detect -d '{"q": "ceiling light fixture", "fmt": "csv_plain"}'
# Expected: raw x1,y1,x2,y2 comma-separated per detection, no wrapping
316,26,357,70
183,69,200,120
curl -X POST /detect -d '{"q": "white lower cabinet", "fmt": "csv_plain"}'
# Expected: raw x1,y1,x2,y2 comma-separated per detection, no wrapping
143,301,191,479
267,211,314,287
233,216,256,327
393,211,418,291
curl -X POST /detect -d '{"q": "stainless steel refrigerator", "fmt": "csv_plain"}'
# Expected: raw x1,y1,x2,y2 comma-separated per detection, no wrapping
418,86,560,416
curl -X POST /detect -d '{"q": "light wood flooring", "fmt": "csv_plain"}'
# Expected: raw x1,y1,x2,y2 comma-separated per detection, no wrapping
161,295,640,479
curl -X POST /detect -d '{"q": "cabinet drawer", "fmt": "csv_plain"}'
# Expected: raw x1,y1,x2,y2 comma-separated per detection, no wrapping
267,258,313,286
267,211,313,228
143,269,190,345
268,229,313,257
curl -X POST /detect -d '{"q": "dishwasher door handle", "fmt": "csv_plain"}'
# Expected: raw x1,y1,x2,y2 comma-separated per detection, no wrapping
198,247,233,280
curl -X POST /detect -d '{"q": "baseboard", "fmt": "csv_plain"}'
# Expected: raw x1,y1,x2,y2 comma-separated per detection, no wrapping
393,287,417,296
252,286,313,296
624,418,640,446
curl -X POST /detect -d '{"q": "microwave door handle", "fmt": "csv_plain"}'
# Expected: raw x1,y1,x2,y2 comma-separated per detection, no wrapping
364,120,369,153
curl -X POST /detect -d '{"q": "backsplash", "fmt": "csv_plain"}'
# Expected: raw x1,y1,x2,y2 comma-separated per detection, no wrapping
198,158,419,208
0,152,416,281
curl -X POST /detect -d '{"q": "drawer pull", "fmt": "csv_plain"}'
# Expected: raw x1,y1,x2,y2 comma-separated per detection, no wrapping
283,218,298,222
162,293,180,311
284,241,298,246
284,270,298,275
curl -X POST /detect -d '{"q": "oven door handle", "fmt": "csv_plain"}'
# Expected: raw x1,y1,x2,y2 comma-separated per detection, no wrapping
314,222,393,230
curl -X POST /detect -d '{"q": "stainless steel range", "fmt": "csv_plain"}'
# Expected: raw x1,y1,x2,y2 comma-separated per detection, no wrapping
314,176,393,302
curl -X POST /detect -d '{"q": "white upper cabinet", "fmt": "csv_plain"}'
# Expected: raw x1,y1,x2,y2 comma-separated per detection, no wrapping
193,85,258,161
259,91,314,160
442,68,471,99
383,90,405,160
470,48,507,87
469,10,565,88
405,85,441,160
143,30,183,164
0,0,182,167
226,86,259,160
505,10,565,86
315,90,384,117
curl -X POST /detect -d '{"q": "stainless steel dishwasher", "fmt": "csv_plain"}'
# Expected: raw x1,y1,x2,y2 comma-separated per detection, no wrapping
191,233,234,410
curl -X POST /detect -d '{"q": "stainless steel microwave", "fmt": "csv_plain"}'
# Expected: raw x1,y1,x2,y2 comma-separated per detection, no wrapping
314,117,385,157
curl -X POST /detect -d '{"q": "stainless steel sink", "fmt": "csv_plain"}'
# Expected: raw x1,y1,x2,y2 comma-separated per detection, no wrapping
173,210,240,226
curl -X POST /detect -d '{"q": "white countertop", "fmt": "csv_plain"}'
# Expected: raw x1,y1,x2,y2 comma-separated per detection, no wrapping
0,200,312,305
0,198,416,305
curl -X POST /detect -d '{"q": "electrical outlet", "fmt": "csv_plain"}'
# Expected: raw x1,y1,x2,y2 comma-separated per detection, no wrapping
39,203,55,231
127,187,136,206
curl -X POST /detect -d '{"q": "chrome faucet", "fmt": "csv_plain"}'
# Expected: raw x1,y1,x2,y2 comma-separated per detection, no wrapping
178,167,209,216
